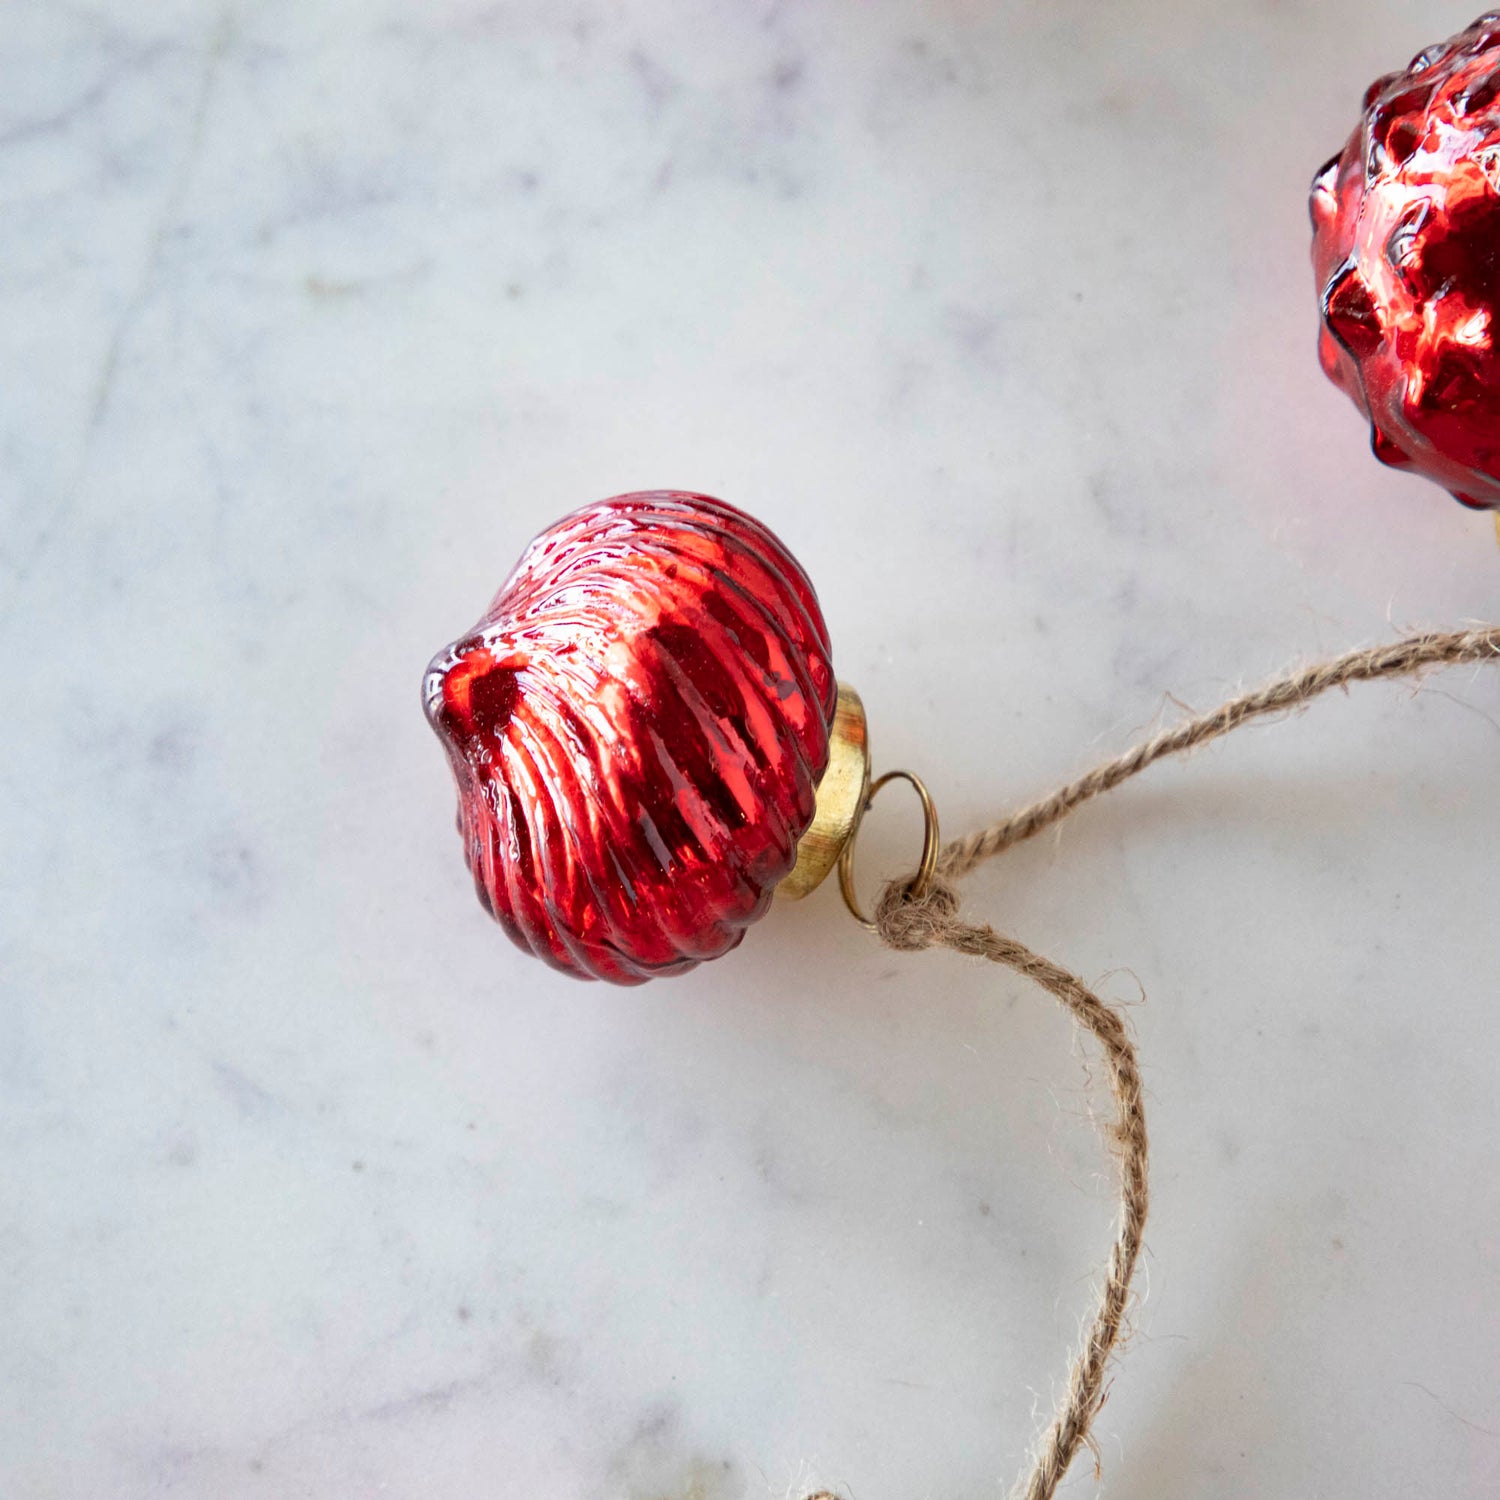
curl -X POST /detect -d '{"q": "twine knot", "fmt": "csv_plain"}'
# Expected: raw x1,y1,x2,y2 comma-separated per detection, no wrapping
873,873,962,950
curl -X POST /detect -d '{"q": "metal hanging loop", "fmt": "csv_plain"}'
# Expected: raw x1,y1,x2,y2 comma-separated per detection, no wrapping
838,769,940,930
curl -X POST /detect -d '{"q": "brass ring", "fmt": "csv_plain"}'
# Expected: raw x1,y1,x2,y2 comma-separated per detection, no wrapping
837,769,940,930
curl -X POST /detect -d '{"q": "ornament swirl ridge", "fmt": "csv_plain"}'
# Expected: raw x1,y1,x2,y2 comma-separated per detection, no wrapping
424,492,837,984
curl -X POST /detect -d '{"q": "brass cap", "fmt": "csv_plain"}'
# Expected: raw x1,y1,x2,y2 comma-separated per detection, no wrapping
778,683,871,900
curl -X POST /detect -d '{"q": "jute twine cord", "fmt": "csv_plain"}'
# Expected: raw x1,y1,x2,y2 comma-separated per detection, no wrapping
940,627,1500,880
833,625,1500,1500
875,878,1148,1500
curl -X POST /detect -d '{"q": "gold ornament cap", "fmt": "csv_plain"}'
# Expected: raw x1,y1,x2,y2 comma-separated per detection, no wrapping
779,684,871,900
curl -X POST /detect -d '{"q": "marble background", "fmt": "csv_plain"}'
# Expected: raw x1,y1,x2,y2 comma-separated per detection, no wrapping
4,2,1499,1496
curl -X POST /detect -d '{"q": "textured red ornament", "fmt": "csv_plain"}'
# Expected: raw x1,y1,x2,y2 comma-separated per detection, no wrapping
424,492,837,984
1310,11,1500,509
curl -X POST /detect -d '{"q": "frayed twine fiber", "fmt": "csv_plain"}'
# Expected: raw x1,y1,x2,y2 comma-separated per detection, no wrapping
814,626,1500,1500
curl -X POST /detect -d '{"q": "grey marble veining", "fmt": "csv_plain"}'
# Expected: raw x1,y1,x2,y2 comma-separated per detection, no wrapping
3,3,1499,1497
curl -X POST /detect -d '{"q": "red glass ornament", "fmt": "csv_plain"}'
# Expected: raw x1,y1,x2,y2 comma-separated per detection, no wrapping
424,492,837,984
1310,11,1500,509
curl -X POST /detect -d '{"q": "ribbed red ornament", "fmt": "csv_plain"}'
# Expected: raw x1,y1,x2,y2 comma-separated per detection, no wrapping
1310,11,1500,509
423,493,837,984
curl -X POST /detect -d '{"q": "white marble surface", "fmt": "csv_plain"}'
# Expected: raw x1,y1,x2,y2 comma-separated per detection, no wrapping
4,2,1500,1496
